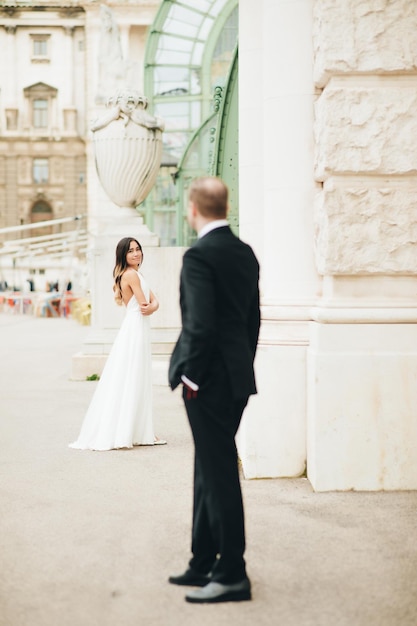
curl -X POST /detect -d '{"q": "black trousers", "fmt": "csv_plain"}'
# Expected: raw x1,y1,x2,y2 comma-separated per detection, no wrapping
183,373,249,584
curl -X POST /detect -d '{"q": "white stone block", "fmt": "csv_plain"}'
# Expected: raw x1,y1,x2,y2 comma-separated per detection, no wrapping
238,343,307,479
71,352,107,381
262,185,319,301
261,0,315,97
307,322,417,491
315,83,417,179
142,246,185,331
313,0,417,87
265,95,316,185
315,182,417,274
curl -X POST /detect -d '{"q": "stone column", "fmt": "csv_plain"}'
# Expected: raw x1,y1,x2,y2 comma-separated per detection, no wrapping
308,0,417,490
4,26,17,107
238,0,319,477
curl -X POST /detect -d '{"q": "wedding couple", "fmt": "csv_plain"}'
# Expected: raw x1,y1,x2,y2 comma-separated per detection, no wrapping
70,176,261,604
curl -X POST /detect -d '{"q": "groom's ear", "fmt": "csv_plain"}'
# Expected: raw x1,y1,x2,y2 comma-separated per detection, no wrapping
189,201,198,218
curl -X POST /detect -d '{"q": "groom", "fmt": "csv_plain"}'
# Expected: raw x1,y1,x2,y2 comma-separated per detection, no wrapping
168,176,260,603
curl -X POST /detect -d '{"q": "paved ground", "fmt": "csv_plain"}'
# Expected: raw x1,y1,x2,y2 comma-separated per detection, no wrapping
0,313,416,626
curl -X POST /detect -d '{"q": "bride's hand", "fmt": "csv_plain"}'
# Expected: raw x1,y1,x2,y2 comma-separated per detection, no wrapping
140,302,154,316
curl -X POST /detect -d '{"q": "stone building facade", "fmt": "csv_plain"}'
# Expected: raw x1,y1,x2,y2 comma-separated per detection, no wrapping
71,0,417,492
239,0,417,491
0,3,87,238
0,0,156,242
0,0,157,294
2,0,416,492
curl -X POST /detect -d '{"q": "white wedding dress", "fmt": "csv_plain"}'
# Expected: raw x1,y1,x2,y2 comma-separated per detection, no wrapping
69,272,155,450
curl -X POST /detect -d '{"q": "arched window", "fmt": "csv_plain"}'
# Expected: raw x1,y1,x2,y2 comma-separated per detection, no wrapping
31,200,53,236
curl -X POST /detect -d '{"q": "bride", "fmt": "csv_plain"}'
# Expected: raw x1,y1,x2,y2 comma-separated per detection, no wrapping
69,237,166,450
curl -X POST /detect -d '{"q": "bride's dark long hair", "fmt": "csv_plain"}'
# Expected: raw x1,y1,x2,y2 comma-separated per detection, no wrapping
113,237,143,305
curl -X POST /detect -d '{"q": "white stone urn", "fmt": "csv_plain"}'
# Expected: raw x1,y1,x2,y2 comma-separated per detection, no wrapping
91,89,165,208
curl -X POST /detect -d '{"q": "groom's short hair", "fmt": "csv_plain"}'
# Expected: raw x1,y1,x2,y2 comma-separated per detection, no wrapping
189,177,228,219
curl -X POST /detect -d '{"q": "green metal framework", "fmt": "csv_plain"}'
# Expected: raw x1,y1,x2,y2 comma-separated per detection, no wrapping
175,110,219,245
143,0,238,245
145,0,238,159
176,45,238,244
213,45,238,232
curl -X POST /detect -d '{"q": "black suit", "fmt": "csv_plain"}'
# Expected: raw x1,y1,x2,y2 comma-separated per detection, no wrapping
169,225,260,584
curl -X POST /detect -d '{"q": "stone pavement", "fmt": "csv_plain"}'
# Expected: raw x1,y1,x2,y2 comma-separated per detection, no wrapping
0,313,416,626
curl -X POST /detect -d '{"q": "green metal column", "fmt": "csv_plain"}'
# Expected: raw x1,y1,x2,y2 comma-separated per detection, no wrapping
213,46,238,234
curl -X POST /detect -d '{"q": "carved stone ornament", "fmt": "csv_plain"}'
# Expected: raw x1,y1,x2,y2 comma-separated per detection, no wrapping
91,90,165,208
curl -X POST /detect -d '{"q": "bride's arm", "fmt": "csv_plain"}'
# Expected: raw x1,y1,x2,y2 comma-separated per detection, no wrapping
123,270,158,316
140,290,159,316
122,269,146,305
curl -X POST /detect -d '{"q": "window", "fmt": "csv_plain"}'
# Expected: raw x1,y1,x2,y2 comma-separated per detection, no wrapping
30,34,50,61
24,83,57,131
33,38,48,56
33,159,49,184
33,99,48,128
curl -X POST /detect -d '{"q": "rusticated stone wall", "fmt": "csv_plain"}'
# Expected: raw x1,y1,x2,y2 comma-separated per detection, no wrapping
313,0,417,275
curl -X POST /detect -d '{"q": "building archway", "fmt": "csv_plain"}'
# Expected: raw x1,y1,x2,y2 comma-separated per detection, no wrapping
30,200,53,236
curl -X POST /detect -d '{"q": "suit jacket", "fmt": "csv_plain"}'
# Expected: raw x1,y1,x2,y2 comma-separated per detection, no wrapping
169,226,260,400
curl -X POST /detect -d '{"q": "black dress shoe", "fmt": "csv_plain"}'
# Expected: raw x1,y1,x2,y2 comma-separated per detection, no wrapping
185,578,251,603
168,567,211,587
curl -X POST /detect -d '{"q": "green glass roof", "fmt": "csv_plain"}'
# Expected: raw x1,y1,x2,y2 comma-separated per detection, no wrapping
145,0,238,160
